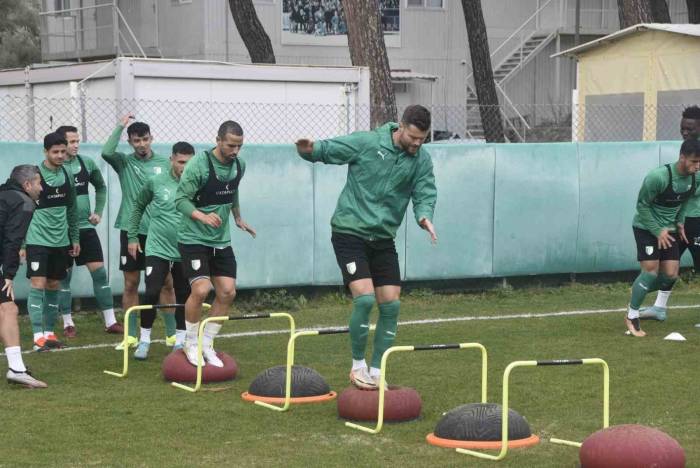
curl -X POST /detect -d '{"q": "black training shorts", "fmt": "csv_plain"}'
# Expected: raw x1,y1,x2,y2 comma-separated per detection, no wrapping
25,245,71,280
119,230,147,272
178,243,237,282
331,232,401,287
633,227,680,262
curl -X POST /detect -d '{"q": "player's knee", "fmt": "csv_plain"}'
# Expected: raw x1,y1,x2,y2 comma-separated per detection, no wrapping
189,280,211,301
217,286,236,303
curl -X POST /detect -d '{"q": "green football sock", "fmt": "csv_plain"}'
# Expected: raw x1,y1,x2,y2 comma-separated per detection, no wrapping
162,312,177,337
27,287,45,335
371,300,400,369
44,289,60,332
90,267,114,312
128,311,138,339
630,271,660,309
349,294,375,360
58,269,72,314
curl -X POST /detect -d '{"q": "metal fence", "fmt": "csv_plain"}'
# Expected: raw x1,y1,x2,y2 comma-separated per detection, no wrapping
0,94,692,144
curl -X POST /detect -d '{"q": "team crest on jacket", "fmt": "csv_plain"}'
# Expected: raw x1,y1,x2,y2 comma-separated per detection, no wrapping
346,262,356,275
191,259,201,271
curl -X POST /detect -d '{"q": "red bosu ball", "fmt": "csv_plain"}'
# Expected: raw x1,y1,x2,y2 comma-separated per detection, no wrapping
337,386,422,422
161,349,238,383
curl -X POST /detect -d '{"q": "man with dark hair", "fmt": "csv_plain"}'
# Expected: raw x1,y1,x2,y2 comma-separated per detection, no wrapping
25,133,80,351
642,105,700,321
54,125,121,337
295,104,437,390
102,114,172,349
0,165,47,387
175,121,256,367
626,138,700,337
127,142,196,359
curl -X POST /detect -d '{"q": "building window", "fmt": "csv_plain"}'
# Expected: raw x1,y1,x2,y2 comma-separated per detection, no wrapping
393,82,409,94
406,0,444,8
171,0,192,5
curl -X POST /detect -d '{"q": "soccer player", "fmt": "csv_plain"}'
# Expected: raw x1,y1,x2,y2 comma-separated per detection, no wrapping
1,165,47,387
54,125,122,337
127,142,195,360
175,121,256,367
642,105,700,321
25,133,80,351
627,138,700,337
295,105,437,390
102,115,173,348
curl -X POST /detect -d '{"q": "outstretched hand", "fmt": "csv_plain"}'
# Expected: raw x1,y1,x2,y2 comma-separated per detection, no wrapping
120,113,135,127
295,138,314,154
419,218,437,244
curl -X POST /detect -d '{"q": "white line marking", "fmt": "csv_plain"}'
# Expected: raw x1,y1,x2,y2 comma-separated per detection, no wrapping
6,304,699,356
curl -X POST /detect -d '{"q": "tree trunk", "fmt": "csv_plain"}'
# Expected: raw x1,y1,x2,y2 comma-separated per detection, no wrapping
342,0,397,128
688,0,700,23
228,0,276,64
461,0,504,143
650,0,671,22
617,0,655,28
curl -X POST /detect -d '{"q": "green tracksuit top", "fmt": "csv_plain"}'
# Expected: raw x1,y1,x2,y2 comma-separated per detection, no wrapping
298,122,437,240
63,154,107,230
26,161,79,247
127,170,182,262
101,125,169,234
175,150,245,249
633,163,695,236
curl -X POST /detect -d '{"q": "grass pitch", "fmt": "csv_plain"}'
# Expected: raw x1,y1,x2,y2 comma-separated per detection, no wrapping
2,281,699,467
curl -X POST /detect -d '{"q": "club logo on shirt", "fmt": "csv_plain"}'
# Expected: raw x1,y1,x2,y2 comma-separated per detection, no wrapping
162,188,170,201
346,262,357,275
31,262,40,271
377,150,386,161
645,246,654,256
146,266,153,276
154,167,162,174
191,259,201,271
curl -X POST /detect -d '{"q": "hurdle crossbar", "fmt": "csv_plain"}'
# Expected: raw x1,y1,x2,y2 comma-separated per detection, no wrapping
456,358,609,461
346,342,488,435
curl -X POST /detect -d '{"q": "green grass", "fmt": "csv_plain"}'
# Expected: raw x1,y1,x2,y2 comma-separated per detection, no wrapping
3,281,700,467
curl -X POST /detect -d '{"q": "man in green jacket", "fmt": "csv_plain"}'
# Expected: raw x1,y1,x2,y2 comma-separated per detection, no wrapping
25,133,81,351
627,138,700,337
102,115,174,348
54,125,122,337
127,142,195,360
295,105,437,390
175,121,256,367
641,105,700,321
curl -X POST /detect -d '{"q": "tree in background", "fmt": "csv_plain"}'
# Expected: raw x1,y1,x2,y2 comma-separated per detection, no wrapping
228,0,276,63
342,0,397,128
688,0,700,23
617,0,670,28
0,0,41,69
461,0,504,143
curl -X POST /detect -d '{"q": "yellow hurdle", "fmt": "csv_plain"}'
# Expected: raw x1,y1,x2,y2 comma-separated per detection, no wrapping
345,343,489,435
103,303,209,379
171,312,296,393
456,358,610,461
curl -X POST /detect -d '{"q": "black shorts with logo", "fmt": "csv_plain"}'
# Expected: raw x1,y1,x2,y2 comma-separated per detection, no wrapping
119,230,147,272
178,244,237,282
331,232,401,287
0,273,10,304
145,256,191,305
73,228,104,266
25,245,71,280
633,227,680,262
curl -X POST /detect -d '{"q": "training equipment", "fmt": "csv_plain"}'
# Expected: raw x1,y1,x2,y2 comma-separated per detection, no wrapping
580,424,685,468
104,303,210,378
337,385,422,422
171,312,296,393
162,349,238,383
345,343,488,434
242,365,335,404
426,403,539,449
663,332,686,341
455,358,609,461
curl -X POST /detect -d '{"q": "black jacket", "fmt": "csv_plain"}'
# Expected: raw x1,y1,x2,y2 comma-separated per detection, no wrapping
0,179,35,279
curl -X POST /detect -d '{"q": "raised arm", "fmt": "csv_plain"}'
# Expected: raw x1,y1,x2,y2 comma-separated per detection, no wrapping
295,131,370,165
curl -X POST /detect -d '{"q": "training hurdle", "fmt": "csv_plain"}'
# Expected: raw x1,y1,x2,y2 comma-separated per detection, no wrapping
345,343,489,435
103,303,209,379
245,327,351,412
456,358,609,461
171,312,296,393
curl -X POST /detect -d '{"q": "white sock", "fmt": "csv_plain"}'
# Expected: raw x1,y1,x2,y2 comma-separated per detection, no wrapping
102,308,117,327
62,314,74,328
175,329,186,346
5,346,26,372
627,307,640,320
654,291,671,308
33,332,44,342
352,359,367,371
185,321,199,346
202,322,222,349
369,367,381,378
139,327,152,343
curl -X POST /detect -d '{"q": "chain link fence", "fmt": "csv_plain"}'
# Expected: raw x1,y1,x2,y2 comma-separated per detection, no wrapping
0,94,691,144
